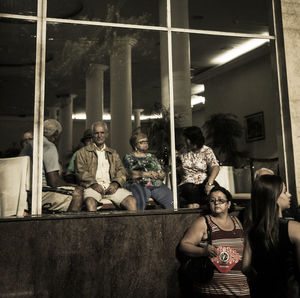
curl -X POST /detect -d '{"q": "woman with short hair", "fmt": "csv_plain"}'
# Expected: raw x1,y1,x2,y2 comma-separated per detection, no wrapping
123,132,173,210
179,186,250,297
178,126,220,208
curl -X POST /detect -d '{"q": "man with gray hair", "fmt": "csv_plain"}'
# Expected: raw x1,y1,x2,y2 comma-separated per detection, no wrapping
76,120,137,211
20,119,83,212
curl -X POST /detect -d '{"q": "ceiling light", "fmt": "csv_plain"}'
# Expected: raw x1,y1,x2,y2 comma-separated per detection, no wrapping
191,83,205,95
191,95,205,107
72,113,162,121
212,38,269,65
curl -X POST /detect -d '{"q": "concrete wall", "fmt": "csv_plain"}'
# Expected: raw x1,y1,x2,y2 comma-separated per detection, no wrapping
281,0,300,203
0,211,201,298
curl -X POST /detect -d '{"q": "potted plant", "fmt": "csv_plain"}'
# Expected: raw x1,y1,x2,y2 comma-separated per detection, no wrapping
203,113,250,193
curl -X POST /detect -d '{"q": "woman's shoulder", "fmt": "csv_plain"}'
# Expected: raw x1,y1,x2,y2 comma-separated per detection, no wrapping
200,145,213,152
190,215,209,230
288,220,300,243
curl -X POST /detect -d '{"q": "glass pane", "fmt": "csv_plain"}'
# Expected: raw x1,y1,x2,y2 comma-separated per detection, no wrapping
0,0,37,16
171,0,272,35
47,0,160,26
0,20,36,217
174,32,280,208
45,23,173,211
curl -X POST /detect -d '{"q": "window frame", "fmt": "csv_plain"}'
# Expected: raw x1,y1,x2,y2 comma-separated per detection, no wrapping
0,0,292,215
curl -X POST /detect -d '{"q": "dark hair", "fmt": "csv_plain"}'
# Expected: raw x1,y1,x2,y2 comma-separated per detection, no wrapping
129,132,148,150
183,126,205,149
209,185,234,212
249,175,283,251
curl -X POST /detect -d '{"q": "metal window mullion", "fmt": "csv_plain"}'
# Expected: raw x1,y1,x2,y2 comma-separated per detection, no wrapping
271,0,288,187
166,0,178,210
31,0,47,215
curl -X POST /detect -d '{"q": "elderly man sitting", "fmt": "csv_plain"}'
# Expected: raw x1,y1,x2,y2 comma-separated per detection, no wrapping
20,119,83,212
75,121,137,211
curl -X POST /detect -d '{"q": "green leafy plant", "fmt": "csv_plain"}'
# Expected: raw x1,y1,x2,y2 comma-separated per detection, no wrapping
203,113,248,168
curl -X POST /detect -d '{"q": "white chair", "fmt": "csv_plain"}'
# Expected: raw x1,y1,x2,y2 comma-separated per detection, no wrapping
0,156,30,217
215,166,235,194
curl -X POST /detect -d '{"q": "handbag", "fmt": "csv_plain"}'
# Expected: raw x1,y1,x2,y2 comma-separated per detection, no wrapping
181,216,214,284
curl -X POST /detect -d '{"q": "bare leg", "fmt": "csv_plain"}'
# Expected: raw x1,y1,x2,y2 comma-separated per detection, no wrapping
120,195,137,211
67,186,84,212
85,197,98,211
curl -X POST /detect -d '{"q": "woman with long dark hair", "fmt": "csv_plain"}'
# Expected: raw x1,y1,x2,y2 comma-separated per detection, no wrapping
242,175,300,298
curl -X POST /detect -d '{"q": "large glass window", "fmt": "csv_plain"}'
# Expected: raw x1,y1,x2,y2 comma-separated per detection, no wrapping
172,0,272,35
0,0,290,216
47,0,160,26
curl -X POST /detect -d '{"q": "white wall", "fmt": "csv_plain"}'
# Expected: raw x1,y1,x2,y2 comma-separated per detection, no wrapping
192,54,279,159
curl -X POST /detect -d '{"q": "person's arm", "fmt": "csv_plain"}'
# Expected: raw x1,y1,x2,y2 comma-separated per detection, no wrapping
179,217,217,258
242,237,253,276
46,171,74,187
204,147,220,194
288,220,300,271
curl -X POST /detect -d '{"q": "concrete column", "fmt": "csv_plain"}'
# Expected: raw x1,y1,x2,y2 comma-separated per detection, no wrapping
133,109,144,131
47,106,59,120
110,37,136,158
86,64,108,129
280,1,300,203
58,94,76,168
159,0,169,110
159,0,192,127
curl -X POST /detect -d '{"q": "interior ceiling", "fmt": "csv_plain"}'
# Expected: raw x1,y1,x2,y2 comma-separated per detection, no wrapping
0,0,270,117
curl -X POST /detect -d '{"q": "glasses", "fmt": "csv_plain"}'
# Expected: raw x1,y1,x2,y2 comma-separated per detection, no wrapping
209,199,228,204
138,141,149,144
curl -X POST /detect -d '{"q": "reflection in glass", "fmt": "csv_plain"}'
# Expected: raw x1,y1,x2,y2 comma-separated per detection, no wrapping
0,0,37,16
45,23,172,199
174,32,279,201
0,20,36,157
47,0,159,26
0,20,36,217
171,0,272,35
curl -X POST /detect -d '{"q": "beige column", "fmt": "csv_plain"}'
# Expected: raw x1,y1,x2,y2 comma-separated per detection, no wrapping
133,109,144,131
280,1,300,203
58,94,76,168
47,106,59,120
110,37,136,158
159,0,192,127
86,64,108,129
159,0,169,110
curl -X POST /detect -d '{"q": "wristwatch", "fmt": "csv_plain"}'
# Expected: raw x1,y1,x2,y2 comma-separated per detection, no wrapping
207,182,214,186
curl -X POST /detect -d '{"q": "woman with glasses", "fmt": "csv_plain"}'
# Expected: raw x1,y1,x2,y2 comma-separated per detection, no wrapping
123,132,173,210
179,186,250,297
242,175,300,298
177,126,220,208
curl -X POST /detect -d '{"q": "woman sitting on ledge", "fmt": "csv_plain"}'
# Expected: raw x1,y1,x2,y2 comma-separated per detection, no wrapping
177,126,220,208
123,132,173,210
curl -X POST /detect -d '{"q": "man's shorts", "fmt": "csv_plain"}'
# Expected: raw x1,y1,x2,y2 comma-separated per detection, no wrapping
42,186,74,212
84,187,132,207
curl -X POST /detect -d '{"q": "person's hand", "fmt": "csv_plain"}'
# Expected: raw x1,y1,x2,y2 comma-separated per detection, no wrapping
205,244,218,258
91,183,105,195
205,183,215,195
105,182,119,195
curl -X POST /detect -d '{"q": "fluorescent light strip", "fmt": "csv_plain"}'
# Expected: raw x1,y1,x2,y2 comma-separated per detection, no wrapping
72,113,162,120
191,95,205,107
212,38,269,65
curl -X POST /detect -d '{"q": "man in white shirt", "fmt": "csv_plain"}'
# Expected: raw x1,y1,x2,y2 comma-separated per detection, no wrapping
76,121,137,211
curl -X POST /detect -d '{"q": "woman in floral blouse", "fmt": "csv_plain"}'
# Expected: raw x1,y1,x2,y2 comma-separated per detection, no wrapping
178,126,220,208
123,132,173,210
